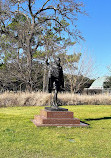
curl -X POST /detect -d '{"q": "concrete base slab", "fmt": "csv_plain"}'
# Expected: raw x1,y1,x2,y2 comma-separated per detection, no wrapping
32,119,88,127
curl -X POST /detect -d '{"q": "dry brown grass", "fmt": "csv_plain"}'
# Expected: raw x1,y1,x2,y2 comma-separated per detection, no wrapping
58,93,111,105
0,91,111,107
0,91,51,107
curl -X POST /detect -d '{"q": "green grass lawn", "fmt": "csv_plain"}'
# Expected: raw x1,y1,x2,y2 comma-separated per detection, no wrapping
0,105,111,158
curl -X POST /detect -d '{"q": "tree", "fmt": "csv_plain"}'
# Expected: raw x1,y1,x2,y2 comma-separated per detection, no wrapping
64,52,95,93
63,52,81,93
103,77,111,89
0,0,86,91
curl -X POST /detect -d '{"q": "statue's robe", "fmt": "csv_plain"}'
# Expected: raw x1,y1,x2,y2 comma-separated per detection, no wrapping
48,63,64,93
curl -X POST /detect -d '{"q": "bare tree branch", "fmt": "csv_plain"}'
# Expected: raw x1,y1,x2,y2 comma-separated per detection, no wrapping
28,0,34,17
41,0,51,9
34,5,57,17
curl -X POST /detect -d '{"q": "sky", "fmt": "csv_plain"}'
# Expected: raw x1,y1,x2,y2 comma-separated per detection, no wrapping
75,0,111,78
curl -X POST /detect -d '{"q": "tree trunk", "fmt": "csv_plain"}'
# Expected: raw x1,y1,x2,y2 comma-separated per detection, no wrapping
70,79,73,94
43,63,48,92
26,41,33,92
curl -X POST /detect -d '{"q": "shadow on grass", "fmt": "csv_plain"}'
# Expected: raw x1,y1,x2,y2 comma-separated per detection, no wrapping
85,117,111,121
80,121,90,126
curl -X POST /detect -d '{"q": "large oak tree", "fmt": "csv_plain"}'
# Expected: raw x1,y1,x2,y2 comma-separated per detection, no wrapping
0,0,85,91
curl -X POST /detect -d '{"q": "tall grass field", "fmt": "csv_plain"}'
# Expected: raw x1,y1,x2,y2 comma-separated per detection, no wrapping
1,91,111,107
0,105,111,158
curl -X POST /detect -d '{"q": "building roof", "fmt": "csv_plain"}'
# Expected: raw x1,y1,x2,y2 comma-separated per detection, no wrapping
89,76,108,89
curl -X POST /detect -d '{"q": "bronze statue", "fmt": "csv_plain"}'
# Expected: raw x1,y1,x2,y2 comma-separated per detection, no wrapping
46,57,64,109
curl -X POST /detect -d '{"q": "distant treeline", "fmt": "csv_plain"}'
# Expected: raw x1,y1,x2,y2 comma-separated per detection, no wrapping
0,62,94,93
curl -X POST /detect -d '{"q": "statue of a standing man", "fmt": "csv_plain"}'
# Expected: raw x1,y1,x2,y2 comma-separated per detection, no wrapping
46,57,64,108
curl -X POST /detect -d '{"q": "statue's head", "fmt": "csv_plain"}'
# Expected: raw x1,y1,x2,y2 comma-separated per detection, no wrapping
55,57,61,66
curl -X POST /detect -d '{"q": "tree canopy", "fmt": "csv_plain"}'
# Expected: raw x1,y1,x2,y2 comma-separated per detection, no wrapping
0,0,87,91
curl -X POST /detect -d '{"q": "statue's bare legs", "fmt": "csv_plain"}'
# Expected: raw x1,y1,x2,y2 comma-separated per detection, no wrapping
51,82,58,108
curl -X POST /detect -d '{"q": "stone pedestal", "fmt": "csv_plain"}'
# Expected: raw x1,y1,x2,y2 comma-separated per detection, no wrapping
32,108,88,127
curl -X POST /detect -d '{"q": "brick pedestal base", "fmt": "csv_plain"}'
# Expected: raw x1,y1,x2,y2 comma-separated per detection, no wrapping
32,109,88,127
